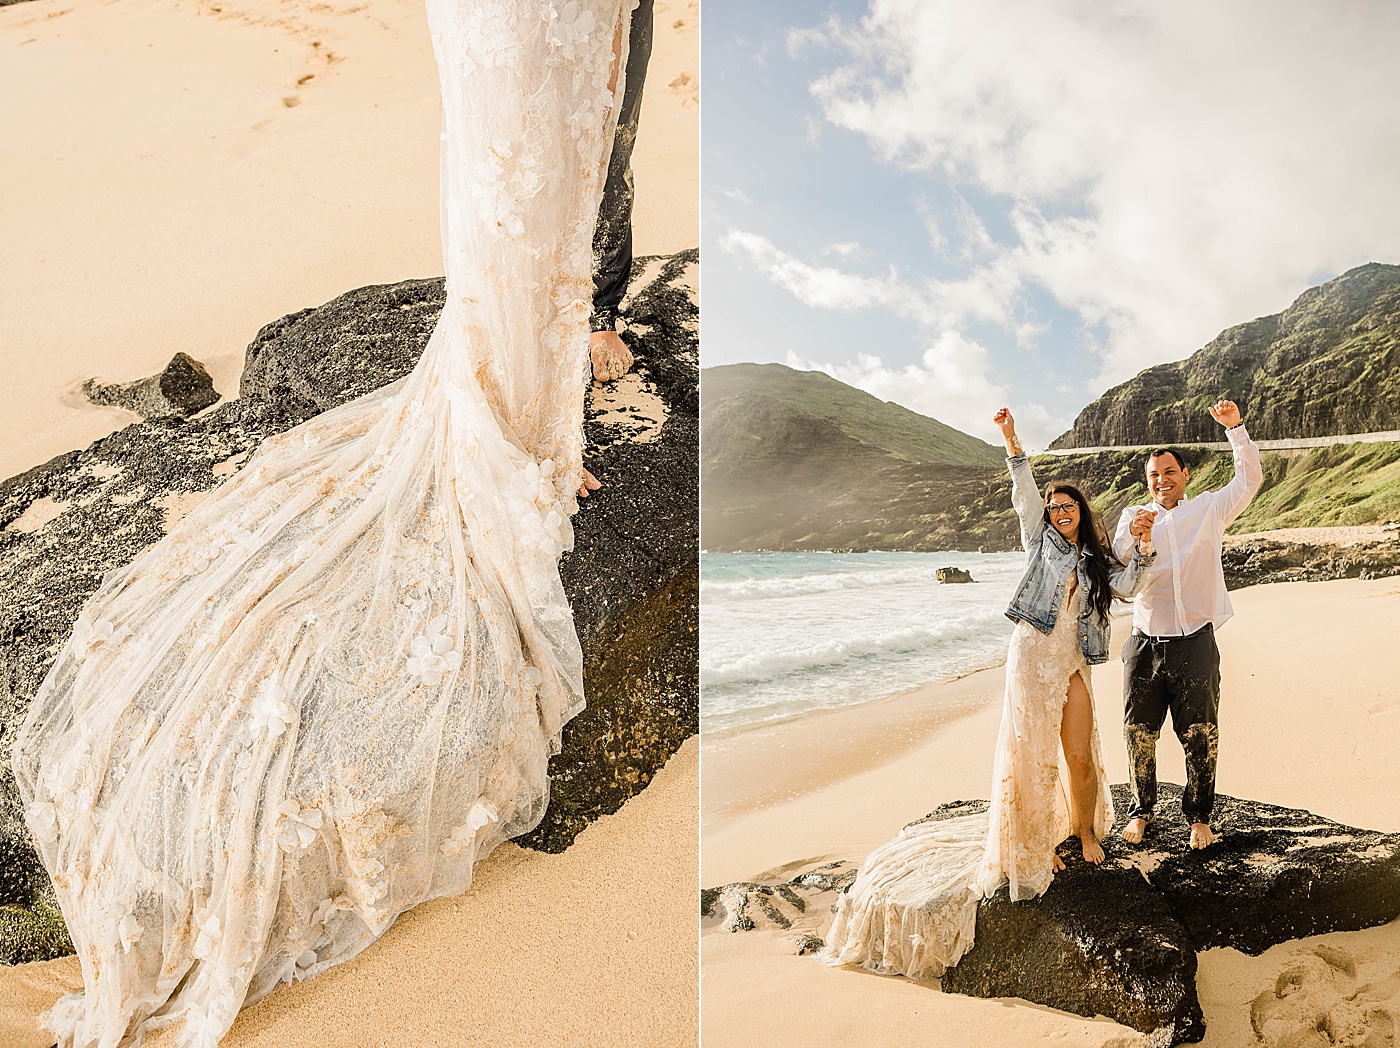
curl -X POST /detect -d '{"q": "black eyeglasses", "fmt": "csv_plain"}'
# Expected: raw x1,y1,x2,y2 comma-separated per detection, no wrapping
1045,501,1079,514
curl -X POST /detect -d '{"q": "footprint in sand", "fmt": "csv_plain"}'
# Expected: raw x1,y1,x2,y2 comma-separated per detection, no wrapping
1250,943,1398,1047
668,70,698,107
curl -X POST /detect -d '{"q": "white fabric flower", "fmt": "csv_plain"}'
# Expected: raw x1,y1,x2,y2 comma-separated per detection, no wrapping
249,676,296,738
193,914,222,959
547,2,597,62
119,914,143,952
23,802,58,843
273,799,323,852
71,616,133,657
406,616,462,685
466,800,498,832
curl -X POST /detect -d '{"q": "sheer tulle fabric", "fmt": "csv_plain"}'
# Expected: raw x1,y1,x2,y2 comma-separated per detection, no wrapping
822,588,1113,979
12,3,630,1045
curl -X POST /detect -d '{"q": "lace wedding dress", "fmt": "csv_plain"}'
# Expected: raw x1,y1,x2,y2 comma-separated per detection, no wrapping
12,2,632,1045
822,585,1113,979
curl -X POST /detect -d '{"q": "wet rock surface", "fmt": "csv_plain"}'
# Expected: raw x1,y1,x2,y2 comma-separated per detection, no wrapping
935,566,975,583
81,352,222,420
0,251,697,963
1120,783,1400,956
1222,533,1400,588
703,785,1400,1046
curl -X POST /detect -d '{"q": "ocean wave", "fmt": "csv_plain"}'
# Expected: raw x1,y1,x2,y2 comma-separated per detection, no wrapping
701,610,1009,687
701,564,1011,601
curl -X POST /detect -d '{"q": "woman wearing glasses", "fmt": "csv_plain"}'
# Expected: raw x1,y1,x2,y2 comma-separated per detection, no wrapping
822,407,1156,980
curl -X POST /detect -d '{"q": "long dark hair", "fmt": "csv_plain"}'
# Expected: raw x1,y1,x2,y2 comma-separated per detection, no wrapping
1043,482,1117,626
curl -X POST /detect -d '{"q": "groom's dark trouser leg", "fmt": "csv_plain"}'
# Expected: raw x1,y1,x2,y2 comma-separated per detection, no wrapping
1123,632,1169,821
1166,629,1221,825
590,0,655,332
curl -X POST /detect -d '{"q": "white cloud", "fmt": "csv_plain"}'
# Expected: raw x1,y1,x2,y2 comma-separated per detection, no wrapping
819,240,870,261
798,0,1400,389
722,227,1065,446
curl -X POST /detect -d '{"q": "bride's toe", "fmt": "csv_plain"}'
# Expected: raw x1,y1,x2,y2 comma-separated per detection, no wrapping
1053,853,1066,873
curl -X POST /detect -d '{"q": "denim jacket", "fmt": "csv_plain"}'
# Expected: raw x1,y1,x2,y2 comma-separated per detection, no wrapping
1002,453,1156,665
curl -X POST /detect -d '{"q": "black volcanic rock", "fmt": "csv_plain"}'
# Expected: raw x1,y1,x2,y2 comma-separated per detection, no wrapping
926,799,1204,1044
1051,263,1400,449
704,786,1400,1046
81,352,221,419
1221,533,1400,588
1112,783,1400,955
0,252,697,963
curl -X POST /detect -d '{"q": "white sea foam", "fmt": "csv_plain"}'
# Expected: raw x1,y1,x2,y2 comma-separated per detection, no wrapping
701,551,1029,733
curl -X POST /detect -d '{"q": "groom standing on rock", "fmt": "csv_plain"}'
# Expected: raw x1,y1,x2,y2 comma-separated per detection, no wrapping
1112,399,1263,851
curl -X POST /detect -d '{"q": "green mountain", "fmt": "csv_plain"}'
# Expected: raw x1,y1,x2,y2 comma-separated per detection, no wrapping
703,362,1400,554
702,363,1015,551
1050,262,1400,449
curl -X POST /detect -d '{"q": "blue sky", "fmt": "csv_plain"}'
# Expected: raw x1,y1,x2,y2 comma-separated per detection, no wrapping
702,0,1400,449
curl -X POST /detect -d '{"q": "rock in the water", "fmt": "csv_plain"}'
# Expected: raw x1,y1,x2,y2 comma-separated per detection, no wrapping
0,251,697,963
935,566,975,583
81,352,221,419
705,785,1400,1045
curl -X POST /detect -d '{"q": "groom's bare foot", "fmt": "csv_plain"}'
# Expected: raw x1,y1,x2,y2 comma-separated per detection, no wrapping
1121,816,1151,845
1082,836,1105,865
577,467,601,499
1189,822,1216,850
590,330,634,383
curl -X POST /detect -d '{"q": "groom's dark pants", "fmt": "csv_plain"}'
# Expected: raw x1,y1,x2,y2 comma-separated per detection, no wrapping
591,0,655,332
1122,625,1221,825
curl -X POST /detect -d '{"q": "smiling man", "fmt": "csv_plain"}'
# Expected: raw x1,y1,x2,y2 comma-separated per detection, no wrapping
1111,400,1263,851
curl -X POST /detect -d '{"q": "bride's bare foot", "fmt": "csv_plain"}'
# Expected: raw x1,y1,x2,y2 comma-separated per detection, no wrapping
1121,816,1151,845
577,467,601,499
1082,835,1105,865
1053,852,1066,873
590,330,634,383
1189,822,1216,850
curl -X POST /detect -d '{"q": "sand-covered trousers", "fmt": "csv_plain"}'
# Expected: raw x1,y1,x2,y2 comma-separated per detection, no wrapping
590,0,654,330
1122,625,1222,824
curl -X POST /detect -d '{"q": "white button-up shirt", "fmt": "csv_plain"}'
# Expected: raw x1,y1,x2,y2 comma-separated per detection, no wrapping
1112,425,1263,637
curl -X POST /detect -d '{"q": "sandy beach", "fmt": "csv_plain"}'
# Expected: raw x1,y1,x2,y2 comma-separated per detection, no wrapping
0,0,698,483
702,574,1400,1046
0,0,698,1043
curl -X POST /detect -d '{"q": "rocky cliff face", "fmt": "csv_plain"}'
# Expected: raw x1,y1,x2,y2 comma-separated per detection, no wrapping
1051,263,1400,449
0,250,697,964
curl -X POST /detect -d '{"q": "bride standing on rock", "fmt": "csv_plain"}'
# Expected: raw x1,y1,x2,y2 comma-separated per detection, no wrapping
822,407,1157,979
13,2,635,1045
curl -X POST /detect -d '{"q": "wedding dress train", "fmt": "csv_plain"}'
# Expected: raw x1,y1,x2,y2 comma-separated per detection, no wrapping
822,586,1113,979
13,2,631,1045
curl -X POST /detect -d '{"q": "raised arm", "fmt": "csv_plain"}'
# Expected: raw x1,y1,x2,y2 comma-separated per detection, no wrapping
1109,514,1157,597
994,408,1044,550
1205,399,1262,527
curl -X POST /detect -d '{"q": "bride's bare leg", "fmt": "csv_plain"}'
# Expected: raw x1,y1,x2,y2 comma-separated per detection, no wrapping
1061,671,1105,865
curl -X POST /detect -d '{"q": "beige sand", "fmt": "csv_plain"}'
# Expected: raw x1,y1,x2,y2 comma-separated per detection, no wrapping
2,738,697,1048
702,575,1400,1046
0,0,697,483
